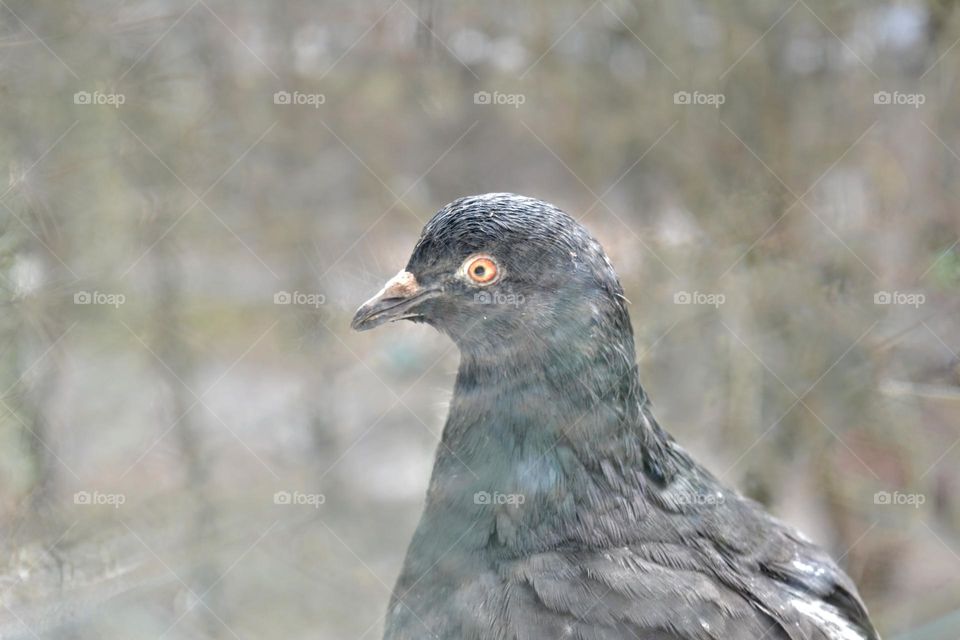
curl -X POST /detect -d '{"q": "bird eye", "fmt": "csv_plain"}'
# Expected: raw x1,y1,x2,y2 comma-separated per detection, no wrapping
464,256,499,285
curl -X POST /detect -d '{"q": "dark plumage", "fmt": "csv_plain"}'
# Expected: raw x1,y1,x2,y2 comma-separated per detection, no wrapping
352,193,879,640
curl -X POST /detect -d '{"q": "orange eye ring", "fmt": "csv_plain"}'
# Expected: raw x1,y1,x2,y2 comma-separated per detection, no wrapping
465,256,499,285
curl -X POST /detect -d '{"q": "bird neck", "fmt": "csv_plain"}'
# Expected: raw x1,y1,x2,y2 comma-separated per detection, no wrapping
453,288,642,398
446,329,664,468
420,315,678,554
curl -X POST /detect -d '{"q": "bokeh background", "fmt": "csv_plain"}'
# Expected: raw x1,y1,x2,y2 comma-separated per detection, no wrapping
1,1,959,638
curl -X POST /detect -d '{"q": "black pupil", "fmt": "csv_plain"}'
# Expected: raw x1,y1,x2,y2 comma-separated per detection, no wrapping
474,265,485,276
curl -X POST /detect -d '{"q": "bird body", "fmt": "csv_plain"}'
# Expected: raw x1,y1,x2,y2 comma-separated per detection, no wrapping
352,194,879,640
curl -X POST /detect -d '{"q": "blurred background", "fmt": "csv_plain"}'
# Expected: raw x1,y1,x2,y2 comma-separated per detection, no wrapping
1,0,959,638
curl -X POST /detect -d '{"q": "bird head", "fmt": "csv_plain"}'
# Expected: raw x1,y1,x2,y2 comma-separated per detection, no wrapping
351,193,632,360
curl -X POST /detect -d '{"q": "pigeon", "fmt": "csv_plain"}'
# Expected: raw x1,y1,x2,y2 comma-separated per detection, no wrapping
352,193,879,640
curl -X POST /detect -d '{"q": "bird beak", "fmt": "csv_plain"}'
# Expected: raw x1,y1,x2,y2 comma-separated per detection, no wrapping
351,270,441,332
